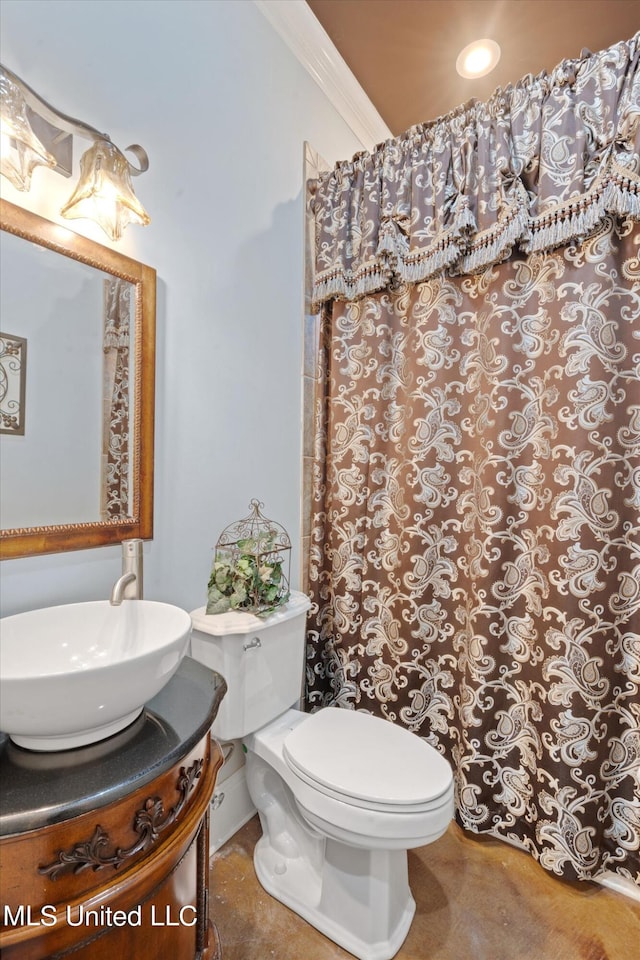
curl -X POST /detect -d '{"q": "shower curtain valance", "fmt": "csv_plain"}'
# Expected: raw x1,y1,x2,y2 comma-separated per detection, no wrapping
311,33,640,307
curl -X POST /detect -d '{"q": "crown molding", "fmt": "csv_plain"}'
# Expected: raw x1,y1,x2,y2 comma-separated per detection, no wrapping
253,0,392,151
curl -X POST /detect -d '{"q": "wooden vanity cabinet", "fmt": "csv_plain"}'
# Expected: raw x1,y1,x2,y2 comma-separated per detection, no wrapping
0,658,226,960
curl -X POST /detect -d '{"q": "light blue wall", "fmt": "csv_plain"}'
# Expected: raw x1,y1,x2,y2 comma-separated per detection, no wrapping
0,0,363,616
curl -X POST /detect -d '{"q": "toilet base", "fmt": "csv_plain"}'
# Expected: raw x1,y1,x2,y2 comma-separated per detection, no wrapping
253,832,415,960
248,750,416,960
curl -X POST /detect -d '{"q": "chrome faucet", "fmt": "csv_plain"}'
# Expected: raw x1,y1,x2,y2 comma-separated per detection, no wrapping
110,539,144,605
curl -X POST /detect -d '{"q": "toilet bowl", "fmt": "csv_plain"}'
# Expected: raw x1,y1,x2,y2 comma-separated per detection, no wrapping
189,592,454,960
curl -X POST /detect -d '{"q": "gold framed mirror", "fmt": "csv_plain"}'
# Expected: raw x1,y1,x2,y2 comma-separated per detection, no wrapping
0,199,156,559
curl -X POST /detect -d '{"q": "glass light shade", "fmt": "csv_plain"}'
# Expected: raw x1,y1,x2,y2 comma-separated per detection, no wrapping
60,140,150,241
0,71,56,191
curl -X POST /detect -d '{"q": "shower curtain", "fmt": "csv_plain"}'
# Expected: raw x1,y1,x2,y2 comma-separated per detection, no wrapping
305,35,640,885
101,278,131,519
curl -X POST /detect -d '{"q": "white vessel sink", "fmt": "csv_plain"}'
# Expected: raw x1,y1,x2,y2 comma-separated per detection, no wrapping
0,600,192,752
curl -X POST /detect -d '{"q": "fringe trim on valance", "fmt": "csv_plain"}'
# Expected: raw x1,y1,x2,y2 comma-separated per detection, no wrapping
312,171,640,309
311,262,394,305
310,33,640,309
312,176,640,310
523,174,640,254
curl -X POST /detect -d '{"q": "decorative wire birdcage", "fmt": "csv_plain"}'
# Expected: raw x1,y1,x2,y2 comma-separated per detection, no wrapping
206,500,291,616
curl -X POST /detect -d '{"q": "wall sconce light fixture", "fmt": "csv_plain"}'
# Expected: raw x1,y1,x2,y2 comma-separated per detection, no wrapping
0,63,150,241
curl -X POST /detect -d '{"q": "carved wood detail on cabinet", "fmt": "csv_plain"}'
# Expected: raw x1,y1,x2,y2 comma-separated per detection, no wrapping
0,734,223,960
39,757,204,879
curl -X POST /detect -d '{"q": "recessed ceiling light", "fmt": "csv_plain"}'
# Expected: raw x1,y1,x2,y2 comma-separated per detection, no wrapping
456,39,501,79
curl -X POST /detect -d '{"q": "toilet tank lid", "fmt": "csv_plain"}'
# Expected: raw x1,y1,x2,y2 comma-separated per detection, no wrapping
190,590,311,636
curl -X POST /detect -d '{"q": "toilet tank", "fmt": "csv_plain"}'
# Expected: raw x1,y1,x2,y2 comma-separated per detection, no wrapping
189,590,311,741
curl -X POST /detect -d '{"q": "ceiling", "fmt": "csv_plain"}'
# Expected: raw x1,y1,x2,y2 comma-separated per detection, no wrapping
306,0,640,136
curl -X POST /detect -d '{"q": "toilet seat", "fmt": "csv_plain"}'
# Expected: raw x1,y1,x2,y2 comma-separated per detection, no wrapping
283,708,452,814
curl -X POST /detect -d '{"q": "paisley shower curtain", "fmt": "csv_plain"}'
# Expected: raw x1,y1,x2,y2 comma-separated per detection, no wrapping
101,278,131,519
305,35,640,884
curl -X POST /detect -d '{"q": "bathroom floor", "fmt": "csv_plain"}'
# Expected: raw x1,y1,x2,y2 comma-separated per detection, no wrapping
209,816,639,960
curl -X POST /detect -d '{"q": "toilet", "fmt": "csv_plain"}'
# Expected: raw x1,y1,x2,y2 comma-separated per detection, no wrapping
189,591,454,960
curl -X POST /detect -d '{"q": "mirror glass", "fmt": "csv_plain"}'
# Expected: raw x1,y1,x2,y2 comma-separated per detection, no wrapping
0,200,156,559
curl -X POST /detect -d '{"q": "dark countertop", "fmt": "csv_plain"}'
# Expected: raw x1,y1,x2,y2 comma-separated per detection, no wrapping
0,657,227,837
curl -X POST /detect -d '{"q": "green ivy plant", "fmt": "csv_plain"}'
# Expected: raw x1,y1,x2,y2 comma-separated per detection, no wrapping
206,537,289,617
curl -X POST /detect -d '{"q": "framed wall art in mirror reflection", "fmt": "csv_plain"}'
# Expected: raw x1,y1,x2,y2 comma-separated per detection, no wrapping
0,332,26,436
0,200,156,560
